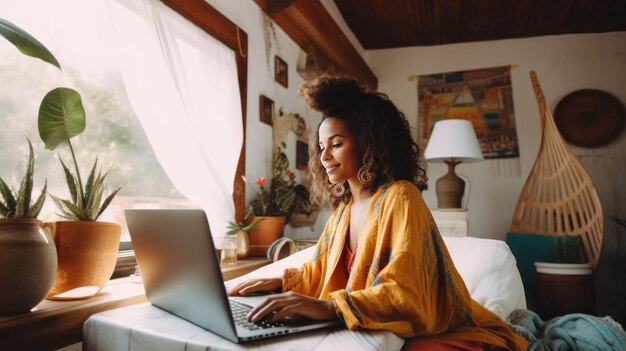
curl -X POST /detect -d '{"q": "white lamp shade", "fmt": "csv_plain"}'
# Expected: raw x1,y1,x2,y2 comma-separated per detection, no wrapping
424,119,484,163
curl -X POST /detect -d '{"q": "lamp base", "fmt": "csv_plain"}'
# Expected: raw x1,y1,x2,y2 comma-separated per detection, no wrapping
435,161,465,209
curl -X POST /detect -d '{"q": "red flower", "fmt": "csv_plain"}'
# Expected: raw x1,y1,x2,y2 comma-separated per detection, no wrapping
286,170,296,181
255,177,266,187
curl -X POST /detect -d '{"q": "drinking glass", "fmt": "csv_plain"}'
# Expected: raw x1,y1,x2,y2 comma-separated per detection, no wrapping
216,236,238,266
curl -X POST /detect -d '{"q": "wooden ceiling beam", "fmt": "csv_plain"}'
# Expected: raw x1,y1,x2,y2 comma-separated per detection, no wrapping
255,0,377,89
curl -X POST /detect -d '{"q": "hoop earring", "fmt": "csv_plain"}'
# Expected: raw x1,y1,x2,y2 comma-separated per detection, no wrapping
358,165,374,185
331,182,346,198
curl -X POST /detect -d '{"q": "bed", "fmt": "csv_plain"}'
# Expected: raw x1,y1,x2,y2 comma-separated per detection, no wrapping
83,236,527,351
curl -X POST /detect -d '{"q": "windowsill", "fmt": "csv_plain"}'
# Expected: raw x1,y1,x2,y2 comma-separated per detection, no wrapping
0,257,271,350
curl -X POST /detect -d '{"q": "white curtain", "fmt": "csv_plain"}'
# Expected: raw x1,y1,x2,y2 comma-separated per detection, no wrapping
107,0,243,235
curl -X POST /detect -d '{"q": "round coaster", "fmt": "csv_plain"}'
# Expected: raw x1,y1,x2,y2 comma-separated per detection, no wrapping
553,89,625,148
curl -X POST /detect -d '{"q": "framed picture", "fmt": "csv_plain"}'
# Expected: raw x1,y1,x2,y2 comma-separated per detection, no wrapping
274,55,288,88
296,140,309,170
259,95,274,126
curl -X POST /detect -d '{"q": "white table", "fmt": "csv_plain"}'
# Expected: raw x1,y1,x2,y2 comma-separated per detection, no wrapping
430,208,469,237
83,302,404,351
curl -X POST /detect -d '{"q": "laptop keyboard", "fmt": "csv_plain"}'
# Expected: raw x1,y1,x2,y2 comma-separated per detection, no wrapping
230,300,285,331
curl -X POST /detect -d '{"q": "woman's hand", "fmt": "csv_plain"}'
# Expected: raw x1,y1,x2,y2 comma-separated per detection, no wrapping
247,291,338,323
227,277,282,296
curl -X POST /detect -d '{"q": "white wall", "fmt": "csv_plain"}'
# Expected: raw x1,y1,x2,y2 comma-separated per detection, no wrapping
367,33,626,320
368,32,626,242
203,0,329,239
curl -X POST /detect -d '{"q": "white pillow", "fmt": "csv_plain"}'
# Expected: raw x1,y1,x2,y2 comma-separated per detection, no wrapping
443,236,526,319
227,237,526,320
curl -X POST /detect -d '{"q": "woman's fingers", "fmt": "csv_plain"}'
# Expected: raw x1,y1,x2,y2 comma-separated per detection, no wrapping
226,281,248,296
227,280,257,296
247,292,337,323
227,278,281,296
248,296,289,322
268,302,303,322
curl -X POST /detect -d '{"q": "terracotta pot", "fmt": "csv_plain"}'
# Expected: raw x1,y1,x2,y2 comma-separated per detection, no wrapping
247,216,285,256
0,219,57,314
45,221,121,300
535,261,595,319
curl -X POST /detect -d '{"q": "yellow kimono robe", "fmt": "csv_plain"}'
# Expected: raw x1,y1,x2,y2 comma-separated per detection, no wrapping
283,180,527,350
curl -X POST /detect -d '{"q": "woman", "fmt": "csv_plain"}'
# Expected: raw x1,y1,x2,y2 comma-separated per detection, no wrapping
228,76,527,350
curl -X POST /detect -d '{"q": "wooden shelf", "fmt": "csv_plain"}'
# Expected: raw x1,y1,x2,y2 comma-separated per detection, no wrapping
0,257,271,350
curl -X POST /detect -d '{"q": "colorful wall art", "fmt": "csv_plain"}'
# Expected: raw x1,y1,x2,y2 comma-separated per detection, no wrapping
417,65,519,159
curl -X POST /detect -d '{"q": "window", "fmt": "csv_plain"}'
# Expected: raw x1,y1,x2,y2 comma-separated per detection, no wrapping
0,0,198,245
2,0,247,237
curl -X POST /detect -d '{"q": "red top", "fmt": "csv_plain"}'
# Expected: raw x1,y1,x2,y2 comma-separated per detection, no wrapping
341,243,358,276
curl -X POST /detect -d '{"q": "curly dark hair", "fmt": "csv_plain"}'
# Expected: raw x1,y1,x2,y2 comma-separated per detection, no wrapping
299,75,428,208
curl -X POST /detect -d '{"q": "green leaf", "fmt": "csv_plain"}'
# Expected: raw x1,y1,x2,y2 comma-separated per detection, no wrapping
0,177,16,215
87,177,104,220
59,158,78,204
0,18,61,70
96,185,123,220
279,192,296,212
16,138,35,217
51,194,90,221
84,158,98,204
38,87,86,150
27,181,47,218
0,200,9,217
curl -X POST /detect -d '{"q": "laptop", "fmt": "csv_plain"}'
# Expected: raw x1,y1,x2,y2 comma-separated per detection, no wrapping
124,209,338,343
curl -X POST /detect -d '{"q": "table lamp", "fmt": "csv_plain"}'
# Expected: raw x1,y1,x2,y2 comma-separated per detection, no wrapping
424,119,484,209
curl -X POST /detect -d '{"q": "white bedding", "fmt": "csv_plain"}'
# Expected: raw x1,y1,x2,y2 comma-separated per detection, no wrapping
83,236,525,351
226,236,526,320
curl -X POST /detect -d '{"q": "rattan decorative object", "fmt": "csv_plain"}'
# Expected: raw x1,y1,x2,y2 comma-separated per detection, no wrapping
511,71,604,269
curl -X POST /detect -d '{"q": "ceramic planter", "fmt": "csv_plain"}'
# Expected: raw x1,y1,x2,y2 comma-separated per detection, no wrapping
46,221,121,300
247,216,285,256
234,231,250,259
535,261,594,319
289,209,321,229
0,219,57,314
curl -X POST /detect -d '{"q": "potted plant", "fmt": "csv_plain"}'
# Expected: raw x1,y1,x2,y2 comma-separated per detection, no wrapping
289,183,322,229
243,145,297,256
0,139,57,314
38,89,124,299
226,217,262,259
534,234,594,319
1,19,61,313
1,17,125,299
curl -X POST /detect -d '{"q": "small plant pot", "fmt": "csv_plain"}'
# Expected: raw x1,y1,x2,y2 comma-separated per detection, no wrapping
0,219,57,314
289,209,321,229
247,216,285,256
45,221,121,300
535,261,594,319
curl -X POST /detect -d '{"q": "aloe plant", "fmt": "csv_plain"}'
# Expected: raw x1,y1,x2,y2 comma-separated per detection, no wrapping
38,87,123,221
226,218,263,235
0,139,47,219
50,157,123,221
551,235,582,263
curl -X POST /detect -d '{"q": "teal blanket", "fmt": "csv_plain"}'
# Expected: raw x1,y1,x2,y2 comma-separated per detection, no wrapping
507,309,626,351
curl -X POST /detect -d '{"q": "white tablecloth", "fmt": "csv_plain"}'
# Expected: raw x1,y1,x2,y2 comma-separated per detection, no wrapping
83,302,404,351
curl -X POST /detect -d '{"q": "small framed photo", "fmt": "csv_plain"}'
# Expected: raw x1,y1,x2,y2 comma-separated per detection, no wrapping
274,55,288,88
296,140,309,170
259,95,274,126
